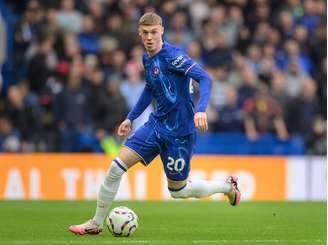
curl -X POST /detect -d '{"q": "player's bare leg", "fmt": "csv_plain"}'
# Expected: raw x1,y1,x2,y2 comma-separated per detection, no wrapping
168,176,241,206
69,147,141,235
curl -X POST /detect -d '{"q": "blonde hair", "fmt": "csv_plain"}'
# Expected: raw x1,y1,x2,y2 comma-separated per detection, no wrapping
138,12,162,26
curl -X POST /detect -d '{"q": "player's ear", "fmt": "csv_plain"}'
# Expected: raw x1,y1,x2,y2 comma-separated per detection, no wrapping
138,27,142,37
160,26,164,35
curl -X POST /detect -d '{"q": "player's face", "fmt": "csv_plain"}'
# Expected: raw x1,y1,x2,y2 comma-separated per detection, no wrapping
138,25,164,55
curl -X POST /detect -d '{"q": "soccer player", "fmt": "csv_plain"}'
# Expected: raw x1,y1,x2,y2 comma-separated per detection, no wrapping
69,12,241,235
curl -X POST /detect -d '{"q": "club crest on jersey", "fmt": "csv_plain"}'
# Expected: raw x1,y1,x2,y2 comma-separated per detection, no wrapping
153,66,160,75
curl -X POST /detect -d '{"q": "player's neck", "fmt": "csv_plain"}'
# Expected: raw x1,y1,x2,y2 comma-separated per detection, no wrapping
147,41,163,57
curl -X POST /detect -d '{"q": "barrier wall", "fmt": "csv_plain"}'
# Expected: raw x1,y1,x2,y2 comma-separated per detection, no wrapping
0,154,326,201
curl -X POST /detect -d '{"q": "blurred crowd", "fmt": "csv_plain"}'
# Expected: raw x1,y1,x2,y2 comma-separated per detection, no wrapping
0,0,326,154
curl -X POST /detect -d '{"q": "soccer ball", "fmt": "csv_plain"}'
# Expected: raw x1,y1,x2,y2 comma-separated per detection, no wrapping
106,206,138,237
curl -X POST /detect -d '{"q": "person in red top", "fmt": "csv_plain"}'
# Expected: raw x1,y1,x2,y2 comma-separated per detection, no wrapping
243,79,289,141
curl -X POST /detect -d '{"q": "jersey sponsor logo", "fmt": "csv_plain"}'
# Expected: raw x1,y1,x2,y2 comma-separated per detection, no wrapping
171,55,186,68
153,66,160,75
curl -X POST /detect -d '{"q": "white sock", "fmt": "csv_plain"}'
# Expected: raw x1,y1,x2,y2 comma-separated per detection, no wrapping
169,179,232,199
93,158,127,225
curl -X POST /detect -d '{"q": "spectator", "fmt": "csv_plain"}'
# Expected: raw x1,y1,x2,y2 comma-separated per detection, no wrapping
87,1,106,34
202,31,232,67
313,57,326,118
83,54,99,84
216,86,244,132
245,44,262,72
309,21,326,67
235,25,252,54
286,77,321,136
267,28,281,47
159,1,178,30
305,115,327,155
254,1,270,23
237,65,258,107
54,63,92,151
120,63,153,131
13,7,38,81
225,5,243,48
293,25,309,54
165,11,193,48
41,8,60,36
127,44,144,75
84,66,105,119
186,40,204,66
103,14,131,53
209,5,241,48
78,15,99,55
208,66,230,109
278,10,294,40
0,115,21,152
271,71,291,113
199,18,217,52
277,39,313,74
56,0,82,33
3,84,40,151
284,0,304,21
252,21,272,46
243,80,289,141
56,32,81,78
300,0,321,34
284,59,309,98
188,0,210,37
26,36,56,93
95,76,128,136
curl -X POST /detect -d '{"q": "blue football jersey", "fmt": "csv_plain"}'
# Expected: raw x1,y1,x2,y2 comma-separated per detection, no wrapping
128,41,212,137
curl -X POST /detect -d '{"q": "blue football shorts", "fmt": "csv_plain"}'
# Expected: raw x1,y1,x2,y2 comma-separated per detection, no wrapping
124,120,196,181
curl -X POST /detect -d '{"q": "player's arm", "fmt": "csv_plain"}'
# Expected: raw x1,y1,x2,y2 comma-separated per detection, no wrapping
169,53,212,132
188,66,212,132
117,86,152,137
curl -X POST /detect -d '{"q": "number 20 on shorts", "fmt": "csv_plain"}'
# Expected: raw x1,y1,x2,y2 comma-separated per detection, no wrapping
167,157,186,172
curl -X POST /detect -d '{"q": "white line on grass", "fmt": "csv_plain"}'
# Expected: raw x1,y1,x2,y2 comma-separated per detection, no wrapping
193,240,326,244
0,240,326,244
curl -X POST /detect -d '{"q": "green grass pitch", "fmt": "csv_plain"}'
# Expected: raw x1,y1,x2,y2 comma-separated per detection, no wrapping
0,201,326,245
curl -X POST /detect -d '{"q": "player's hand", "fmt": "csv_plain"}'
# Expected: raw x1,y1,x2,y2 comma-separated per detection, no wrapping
246,130,258,141
277,130,289,141
117,119,132,137
194,112,208,133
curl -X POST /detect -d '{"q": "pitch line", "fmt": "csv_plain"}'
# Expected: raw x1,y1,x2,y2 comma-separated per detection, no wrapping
0,240,326,244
